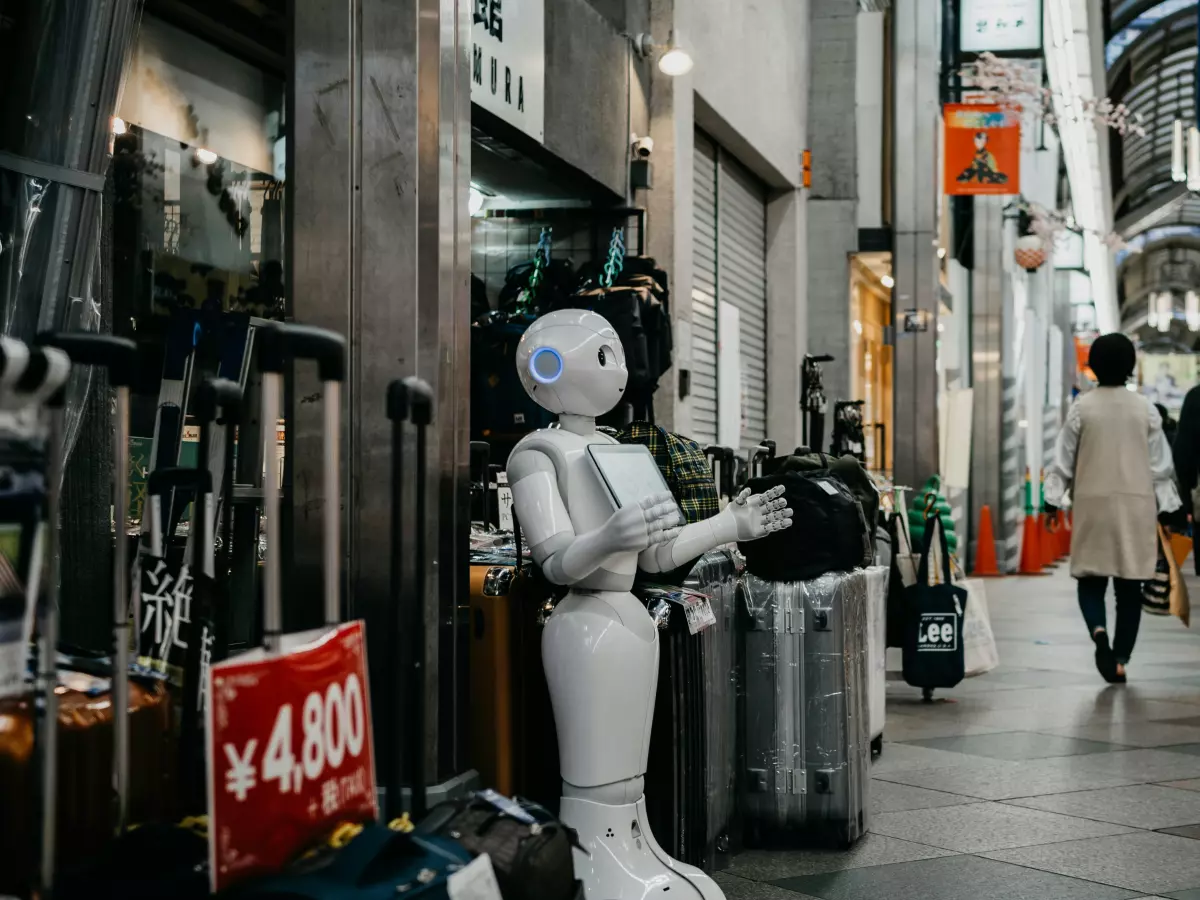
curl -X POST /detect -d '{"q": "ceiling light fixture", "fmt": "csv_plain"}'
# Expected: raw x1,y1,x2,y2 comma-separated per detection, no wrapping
112,116,127,136
195,147,218,165
1188,127,1200,193
1158,291,1173,332
881,274,894,289
1187,290,1200,331
633,32,694,77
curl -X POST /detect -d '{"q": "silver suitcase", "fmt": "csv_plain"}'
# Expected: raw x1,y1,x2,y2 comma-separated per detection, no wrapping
739,571,871,848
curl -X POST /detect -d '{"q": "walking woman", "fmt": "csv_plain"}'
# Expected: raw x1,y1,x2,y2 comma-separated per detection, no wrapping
1045,333,1184,683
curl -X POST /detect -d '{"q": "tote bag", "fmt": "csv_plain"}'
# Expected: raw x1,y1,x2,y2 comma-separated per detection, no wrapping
902,512,968,690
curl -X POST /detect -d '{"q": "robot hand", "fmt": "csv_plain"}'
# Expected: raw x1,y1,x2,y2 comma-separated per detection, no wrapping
725,484,792,542
603,492,684,553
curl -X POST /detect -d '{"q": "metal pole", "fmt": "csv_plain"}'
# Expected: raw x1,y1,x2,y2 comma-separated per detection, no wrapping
112,384,130,833
38,405,64,894
323,379,340,626
261,371,282,652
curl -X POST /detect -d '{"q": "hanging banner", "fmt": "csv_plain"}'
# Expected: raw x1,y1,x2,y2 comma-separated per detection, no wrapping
472,0,545,142
943,104,1021,196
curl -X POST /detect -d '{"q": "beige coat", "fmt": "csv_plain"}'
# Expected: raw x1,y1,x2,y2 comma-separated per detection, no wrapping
1045,388,1180,580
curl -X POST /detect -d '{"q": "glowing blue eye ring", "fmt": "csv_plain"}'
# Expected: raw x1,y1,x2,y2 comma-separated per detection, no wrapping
529,347,563,384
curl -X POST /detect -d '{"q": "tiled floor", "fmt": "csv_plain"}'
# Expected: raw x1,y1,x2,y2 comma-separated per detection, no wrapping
721,568,1200,899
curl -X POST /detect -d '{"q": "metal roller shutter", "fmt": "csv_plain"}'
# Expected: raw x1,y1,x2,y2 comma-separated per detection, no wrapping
717,152,769,454
690,130,768,455
691,133,719,447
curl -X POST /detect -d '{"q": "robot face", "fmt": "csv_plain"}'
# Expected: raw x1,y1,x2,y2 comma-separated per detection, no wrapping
515,309,628,417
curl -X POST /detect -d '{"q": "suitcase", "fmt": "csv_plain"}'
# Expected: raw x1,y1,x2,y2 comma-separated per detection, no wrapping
0,336,179,898
865,565,889,755
738,571,871,849
239,368,475,898
469,563,516,795
642,549,743,872
802,570,870,847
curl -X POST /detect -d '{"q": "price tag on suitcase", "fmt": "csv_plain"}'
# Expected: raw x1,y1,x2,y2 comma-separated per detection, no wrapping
206,621,377,890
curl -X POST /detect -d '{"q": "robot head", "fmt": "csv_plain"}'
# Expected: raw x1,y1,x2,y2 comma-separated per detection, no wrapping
515,309,628,417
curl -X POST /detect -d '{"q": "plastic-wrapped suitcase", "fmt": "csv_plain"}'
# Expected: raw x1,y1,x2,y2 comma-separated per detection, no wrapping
803,570,871,847
865,565,889,756
738,570,871,849
689,549,743,870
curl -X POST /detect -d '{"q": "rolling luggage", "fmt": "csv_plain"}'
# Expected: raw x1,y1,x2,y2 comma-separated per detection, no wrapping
738,570,871,849
865,565,888,755
4,336,178,898
469,562,516,795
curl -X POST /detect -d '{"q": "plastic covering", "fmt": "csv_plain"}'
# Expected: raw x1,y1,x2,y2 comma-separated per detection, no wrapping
684,549,743,861
865,566,888,741
739,570,871,846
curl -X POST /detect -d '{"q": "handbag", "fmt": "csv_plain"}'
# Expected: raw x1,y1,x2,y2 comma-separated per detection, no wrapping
1148,524,1191,627
961,578,999,677
419,791,582,900
902,512,968,690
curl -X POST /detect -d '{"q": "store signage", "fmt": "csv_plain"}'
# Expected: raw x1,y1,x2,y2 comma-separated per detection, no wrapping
943,104,1021,196
472,0,545,142
206,622,377,892
960,0,1043,54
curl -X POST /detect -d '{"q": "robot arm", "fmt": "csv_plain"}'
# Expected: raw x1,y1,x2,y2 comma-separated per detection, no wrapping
509,448,682,586
639,485,792,573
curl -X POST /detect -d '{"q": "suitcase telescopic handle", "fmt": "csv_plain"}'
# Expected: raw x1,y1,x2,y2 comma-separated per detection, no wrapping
257,323,346,649
38,331,139,836
386,376,433,822
196,376,243,426
36,332,138,386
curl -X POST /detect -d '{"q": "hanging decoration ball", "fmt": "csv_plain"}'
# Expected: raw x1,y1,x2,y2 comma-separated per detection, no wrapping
1014,234,1047,272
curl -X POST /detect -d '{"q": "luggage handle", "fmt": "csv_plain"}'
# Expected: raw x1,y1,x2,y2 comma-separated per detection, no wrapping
257,323,346,650
38,331,139,835
470,440,491,527
18,345,71,897
387,376,434,822
146,467,212,559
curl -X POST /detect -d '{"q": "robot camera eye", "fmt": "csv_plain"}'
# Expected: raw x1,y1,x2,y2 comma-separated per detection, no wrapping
598,344,615,368
597,348,607,367
530,346,563,384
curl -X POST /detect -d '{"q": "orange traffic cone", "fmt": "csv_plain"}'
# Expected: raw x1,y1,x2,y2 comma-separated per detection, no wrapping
1018,513,1045,574
972,505,1001,576
1042,514,1060,568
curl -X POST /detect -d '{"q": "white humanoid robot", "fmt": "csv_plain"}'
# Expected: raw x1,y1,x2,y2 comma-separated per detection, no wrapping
507,309,793,900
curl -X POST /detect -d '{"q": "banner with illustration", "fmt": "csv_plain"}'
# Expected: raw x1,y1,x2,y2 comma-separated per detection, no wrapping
943,104,1021,196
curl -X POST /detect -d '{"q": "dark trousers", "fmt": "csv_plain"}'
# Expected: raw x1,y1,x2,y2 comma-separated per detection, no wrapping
1077,576,1143,664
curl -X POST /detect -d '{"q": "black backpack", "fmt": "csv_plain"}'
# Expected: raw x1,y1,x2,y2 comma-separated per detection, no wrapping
738,469,868,582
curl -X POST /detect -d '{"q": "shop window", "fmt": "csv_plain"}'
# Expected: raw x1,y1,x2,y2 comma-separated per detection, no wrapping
114,14,285,323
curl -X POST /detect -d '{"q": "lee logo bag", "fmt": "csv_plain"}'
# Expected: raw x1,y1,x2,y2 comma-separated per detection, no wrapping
902,511,968,690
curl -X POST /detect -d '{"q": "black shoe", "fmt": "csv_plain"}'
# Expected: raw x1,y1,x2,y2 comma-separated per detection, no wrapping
1093,631,1118,682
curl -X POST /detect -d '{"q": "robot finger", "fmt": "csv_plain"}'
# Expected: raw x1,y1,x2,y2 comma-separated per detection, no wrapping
641,491,676,511
734,487,752,506
657,525,683,544
761,484,786,501
768,497,788,512
647,500,681,523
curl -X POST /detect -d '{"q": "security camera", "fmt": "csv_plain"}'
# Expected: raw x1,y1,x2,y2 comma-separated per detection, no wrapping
631,134,654,159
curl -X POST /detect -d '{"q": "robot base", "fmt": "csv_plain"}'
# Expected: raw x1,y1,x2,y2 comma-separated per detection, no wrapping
562,795,724,900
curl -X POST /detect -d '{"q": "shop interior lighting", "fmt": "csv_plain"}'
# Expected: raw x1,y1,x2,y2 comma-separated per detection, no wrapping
880,274,894,289
1148,294,1158,329
937,247,947,259
1187,290,1200,331
633,32,694,77
1173,120,1187,183
111,116,127,136
195,147,218,165
853,320,863,335
1189,127,1200,193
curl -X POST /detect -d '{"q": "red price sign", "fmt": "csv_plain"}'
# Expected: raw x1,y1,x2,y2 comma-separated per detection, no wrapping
205,621,378,891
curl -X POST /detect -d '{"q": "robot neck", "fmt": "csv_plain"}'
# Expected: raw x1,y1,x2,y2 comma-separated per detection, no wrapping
557,414,596,435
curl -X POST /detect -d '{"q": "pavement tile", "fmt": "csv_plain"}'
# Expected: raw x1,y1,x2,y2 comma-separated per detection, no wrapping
982,831,1200,894
724,834,953,882
1005,783,1200,829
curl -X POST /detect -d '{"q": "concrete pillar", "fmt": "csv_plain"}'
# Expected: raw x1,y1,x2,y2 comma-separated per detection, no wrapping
289,0,471,792
891,0,941,488
806,0,859,444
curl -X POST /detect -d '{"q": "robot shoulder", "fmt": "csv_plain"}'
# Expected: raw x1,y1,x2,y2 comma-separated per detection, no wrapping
508,432,571,484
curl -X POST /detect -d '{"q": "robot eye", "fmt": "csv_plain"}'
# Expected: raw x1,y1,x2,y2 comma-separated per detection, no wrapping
529,347,563,384
597,348,607,367
598,345,614,367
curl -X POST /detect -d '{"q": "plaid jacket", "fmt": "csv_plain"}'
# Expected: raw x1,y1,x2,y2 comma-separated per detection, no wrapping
600,422,720,524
